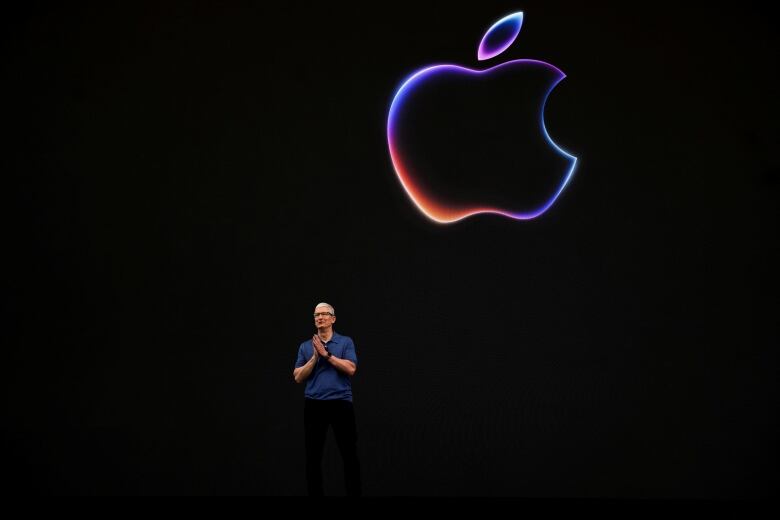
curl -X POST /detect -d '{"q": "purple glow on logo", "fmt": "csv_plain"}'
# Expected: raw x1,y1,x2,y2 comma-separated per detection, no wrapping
478,12,524,61
387,61,577,223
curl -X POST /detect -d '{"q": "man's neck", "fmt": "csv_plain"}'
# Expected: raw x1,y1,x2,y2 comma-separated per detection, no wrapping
317,328,334,343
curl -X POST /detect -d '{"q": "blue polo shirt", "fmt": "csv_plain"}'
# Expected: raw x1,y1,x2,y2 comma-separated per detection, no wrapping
295,332,358,401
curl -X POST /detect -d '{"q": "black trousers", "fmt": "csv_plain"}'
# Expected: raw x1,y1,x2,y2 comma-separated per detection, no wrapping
304,398,362,496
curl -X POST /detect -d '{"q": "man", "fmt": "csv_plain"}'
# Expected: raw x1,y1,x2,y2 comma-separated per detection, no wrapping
293,302,361,496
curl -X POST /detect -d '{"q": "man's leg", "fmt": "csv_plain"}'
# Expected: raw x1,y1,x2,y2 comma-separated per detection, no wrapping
332,400,362,497
304,398,328,496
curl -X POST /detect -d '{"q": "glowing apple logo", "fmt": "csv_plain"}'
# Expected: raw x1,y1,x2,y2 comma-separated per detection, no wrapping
387,12,578,223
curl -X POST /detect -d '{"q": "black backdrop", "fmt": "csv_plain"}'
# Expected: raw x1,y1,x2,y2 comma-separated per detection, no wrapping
4,1,778,496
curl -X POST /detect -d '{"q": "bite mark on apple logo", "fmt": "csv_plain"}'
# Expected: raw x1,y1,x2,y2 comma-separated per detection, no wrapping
387,11,578,223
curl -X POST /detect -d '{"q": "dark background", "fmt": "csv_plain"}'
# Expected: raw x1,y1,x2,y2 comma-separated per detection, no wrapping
3,1,778,496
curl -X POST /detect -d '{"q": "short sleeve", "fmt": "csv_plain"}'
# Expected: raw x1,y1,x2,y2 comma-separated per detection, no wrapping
343,337,357,365
295,342,308,368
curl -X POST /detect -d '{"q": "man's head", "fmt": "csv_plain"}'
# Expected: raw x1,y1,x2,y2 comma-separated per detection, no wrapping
313,302,336,329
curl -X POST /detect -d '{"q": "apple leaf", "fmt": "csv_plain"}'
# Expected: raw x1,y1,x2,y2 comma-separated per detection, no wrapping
478,12,524,61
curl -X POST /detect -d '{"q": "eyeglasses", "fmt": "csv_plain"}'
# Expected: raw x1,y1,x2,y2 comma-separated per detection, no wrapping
313,312,333,318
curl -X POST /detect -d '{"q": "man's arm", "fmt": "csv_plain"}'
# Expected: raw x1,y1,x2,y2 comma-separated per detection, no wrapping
293,349,318,383
326,356,356,377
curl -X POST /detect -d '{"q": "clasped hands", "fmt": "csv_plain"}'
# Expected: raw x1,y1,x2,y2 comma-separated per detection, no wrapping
312,335,330,359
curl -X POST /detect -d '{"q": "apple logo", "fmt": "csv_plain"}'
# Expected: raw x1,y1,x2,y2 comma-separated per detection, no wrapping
387,12,578,223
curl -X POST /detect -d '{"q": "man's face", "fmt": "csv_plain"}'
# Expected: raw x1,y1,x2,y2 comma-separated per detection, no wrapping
313,307,335,328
